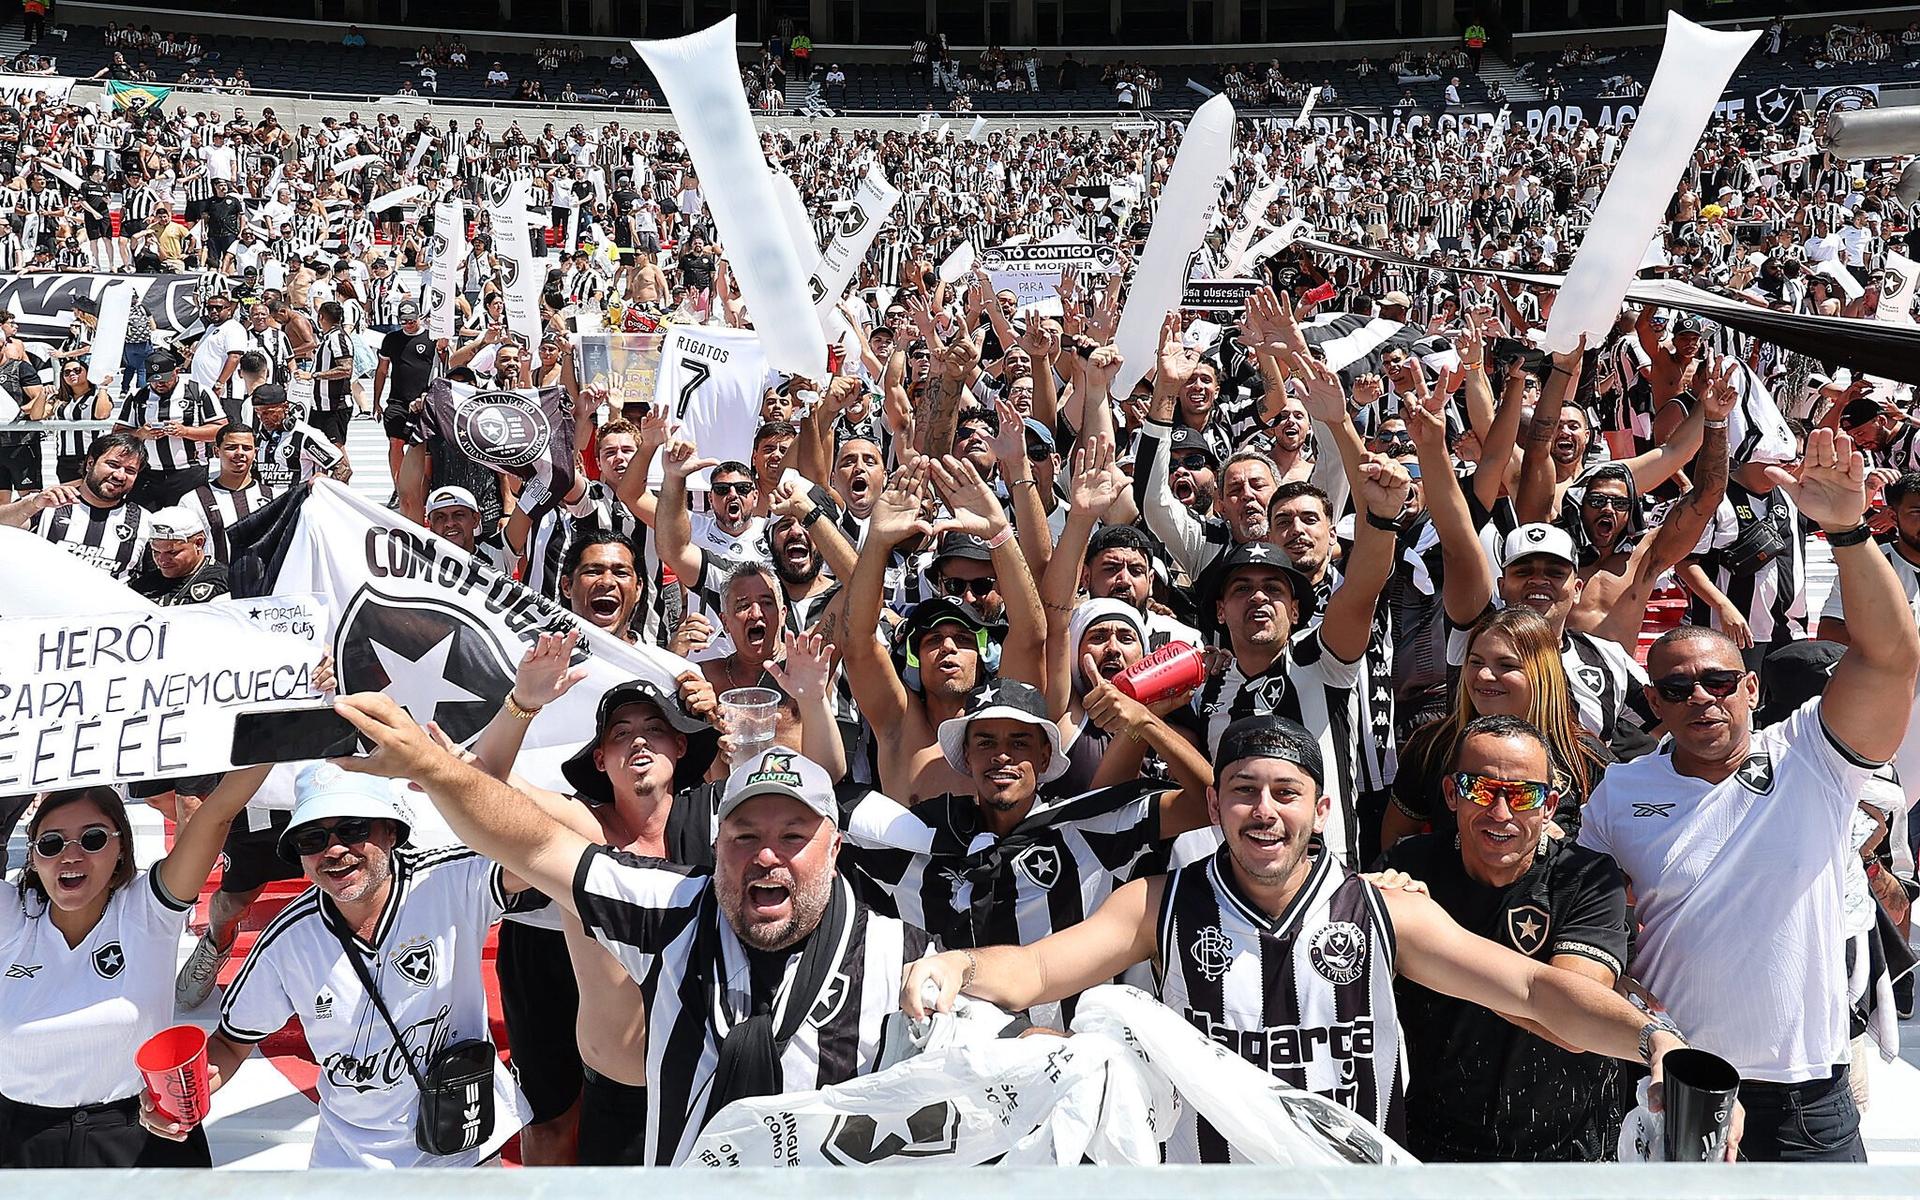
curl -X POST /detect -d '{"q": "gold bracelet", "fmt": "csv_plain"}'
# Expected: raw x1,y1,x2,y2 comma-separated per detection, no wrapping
503,692,542,721
1459,358,1483,368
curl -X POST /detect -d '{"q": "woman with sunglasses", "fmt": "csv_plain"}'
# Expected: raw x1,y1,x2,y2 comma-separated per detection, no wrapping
0,767,267,1166
1381,607,1611,852
1377,713,1632,1161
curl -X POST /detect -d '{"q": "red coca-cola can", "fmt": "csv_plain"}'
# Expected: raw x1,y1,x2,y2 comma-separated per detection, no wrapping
1114,642,1205,705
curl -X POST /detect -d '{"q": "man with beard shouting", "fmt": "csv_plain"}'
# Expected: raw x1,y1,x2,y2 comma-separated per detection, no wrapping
328,694,937,1167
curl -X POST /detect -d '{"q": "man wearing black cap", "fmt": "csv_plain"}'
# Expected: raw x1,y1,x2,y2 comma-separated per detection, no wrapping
1194,453,1409,864
113,346,226,507
840,458,1047,802
249,383,347,490
336,694,935,1167
904,713,1724,1163
845,676,1209,1028
1163,424,1219,516
462,640,718,1165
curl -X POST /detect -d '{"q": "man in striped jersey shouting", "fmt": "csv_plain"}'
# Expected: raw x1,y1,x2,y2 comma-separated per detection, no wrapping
903,714,1739,1162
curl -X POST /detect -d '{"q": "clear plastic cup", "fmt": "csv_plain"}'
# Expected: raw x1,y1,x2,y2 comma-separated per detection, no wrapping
719,686,781,763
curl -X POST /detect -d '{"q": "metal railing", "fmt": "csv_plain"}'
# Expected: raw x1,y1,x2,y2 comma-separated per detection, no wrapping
8,1164,1919,1193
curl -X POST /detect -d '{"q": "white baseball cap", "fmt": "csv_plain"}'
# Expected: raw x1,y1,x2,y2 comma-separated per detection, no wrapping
148,505,208,541
716,746,837,829
1500,522,1578,569
425,485,480,516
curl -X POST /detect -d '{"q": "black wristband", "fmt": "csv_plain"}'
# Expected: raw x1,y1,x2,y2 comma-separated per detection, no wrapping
1365,507,1401,531
1826,523,1874,548
801,505,827,528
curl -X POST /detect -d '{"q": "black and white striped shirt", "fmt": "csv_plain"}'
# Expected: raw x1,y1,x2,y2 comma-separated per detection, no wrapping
523,478,642,600
571,847,934,1165
116,380,221,472
842,780,1170,1028
1196,628,1364,864
311,326,354,413
1687,480,1810,648
185,476,276,563
30,497,153,580
1153,846,1403,1162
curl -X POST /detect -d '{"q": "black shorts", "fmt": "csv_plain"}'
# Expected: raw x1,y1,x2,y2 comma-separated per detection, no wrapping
382,401,425,446
130,466,206,509
577,1067,648,1165
0,438,42,490
0,1093,211,1168
218,810,303,894
54,454,84,485
307,405,351,446
497,919,582,1124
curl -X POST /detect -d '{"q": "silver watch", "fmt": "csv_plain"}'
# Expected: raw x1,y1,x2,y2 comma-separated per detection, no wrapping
1638,1013,1683,1063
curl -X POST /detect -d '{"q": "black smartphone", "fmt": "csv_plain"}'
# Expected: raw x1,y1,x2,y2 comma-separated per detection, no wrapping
1491,336,1549,375
231,704,367,765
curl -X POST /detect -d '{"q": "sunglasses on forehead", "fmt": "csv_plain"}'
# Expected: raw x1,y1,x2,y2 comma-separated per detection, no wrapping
1451,772,1553,813
1649,669,1745,704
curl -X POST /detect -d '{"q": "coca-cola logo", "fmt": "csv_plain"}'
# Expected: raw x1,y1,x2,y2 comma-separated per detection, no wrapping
323,1005,452,1093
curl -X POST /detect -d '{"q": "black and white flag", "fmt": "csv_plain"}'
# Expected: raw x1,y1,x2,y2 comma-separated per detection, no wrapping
226,480,696,789
418,379,577,513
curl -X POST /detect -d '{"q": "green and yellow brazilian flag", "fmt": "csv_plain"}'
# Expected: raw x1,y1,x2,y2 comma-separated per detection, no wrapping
106,80,173,111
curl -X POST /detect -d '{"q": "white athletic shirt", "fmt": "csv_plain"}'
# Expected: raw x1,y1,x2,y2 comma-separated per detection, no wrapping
1578,700,1874,1082
0,870,195,1106
219,847,529,1167
647,324,770,488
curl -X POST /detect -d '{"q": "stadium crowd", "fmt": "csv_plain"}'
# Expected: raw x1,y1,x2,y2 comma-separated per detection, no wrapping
0,14,1916,1175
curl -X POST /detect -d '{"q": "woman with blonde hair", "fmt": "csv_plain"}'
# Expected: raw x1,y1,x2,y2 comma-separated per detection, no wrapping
1380,606,1612,852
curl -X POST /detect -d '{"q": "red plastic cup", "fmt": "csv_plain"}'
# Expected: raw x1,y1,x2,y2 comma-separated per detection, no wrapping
137,1024,212,1126
1114,642,1206,706
1301,281,1338,306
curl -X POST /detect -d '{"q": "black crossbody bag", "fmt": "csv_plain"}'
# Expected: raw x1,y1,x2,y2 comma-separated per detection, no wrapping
332,923,497,1156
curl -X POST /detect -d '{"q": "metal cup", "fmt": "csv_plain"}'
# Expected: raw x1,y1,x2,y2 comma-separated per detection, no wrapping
1662,1047,1740,1162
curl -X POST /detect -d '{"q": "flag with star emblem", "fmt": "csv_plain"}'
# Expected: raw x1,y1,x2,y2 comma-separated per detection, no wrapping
1752,85,1801,128
225,479,699,790
417,379,577,517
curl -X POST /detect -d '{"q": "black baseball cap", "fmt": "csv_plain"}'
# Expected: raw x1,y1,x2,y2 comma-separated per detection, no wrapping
562,678,716,802
1215,714,1325,789
146,347,182,374
892,594,1002,656
1199,541,1320,626
252,383,289,406
1169,425,1218,463
933,530,993,565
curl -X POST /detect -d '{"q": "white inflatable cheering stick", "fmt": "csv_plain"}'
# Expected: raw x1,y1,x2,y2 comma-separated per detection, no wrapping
633,17,827,379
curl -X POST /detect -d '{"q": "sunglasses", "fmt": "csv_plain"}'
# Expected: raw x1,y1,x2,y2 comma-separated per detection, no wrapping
61,365,86,375
1584,494,1633,512
287,816,376,857
1172,451,1214,471
1650,669,1746,704
32,826,120,859
1374,434,1415,452
1451,772,1553,813
711,480,755,497
939,575,997,601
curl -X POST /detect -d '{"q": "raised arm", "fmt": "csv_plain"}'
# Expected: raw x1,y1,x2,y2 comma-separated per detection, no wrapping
1041,435,1120,718
1319,452,1410,665
1135,315,1211,577
764,631,848,781
1290,350,1368,505
158,764,271,907
1514,339,1583,524
1407,375,1496,625
1634,357,1732,579
838,462,934,733
654,436,717,585
334,692,592,913
1774,429,1920,763
463,631,588,808
930,454,1046,690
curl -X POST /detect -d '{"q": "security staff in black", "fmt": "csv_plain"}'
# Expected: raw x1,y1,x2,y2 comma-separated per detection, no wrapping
1380,714,1631,1162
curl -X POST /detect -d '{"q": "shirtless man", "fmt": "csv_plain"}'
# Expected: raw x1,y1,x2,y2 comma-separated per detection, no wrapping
843,457,1046,802
1514,342,1705,522
463,633,716,1165
1566,357,1733,647
1637,308,1707,441
629,248,669,307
